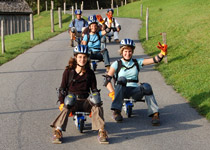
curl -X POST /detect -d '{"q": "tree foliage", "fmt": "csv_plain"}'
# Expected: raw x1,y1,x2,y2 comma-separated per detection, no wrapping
25,0,139,14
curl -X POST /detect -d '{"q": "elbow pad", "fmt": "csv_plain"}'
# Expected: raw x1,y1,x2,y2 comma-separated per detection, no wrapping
103,75,112,86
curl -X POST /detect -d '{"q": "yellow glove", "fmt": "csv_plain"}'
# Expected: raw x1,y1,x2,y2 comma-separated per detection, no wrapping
59,103,64,111
157,42,168,56
108,91,115,101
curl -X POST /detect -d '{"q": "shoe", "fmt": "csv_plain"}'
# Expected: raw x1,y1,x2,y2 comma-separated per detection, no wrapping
151,112,160,126
98,129,109,144
112,110,123,122
114,39,120,43
52,129,62,144
106,66,110,72
70,39,74,47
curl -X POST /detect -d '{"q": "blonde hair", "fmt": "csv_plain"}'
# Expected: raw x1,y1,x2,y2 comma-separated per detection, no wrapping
119,46,134,56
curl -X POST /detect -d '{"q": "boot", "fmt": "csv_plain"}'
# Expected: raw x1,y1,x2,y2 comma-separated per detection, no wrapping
151,112,160,126
114,39,120,43
112,109,123,122
52,129,63,144
98,129,109,144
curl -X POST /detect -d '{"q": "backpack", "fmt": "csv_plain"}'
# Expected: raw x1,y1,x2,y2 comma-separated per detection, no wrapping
114,59,140,84
72,18,86,27
86,32,101,45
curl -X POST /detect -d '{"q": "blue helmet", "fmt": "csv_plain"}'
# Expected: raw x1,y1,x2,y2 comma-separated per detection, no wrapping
120,38,136,49
73,45,89,55
88,15,98,25
107,8,114,14
75,9,82,15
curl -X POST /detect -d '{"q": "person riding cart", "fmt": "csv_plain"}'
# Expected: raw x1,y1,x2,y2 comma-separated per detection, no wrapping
68,9,88,47
50,45,109,144
104,38,168,126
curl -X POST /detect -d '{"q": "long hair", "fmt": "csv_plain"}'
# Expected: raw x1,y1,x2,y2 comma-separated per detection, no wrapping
65,56,91,73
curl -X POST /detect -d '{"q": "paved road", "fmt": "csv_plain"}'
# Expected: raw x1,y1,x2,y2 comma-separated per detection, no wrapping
0,9,209,150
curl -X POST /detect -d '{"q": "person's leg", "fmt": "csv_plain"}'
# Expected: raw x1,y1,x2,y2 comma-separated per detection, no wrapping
113,31,120,43
140,83,160,125
111,77,127,122
100,49,110,71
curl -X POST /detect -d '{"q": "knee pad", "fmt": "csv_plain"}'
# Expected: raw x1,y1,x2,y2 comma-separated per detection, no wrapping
64,94,76,109
89,92,102,106
71,27,76,33
141,83,153,95
117,77,127,86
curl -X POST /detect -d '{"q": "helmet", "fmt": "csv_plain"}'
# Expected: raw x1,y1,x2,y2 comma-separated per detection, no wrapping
120,38,136,50
75,9,82,15
73,45,89,55
107,8,114,14
88,15,98,25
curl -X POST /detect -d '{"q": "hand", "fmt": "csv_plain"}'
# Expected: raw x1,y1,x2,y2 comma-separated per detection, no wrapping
108,91,115,101
157,42,167,56
106,13,112,23
96,14,105,24
59,103,64,111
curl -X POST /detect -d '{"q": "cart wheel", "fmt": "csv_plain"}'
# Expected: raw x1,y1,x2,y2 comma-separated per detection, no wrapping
79,119,84,133
127,105,132,118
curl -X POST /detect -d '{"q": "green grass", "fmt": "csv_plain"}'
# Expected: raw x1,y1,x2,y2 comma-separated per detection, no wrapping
115,0,210,120
0,11,71,65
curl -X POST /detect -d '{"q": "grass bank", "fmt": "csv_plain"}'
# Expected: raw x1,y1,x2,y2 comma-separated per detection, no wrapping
0,11,71,65
115,0,210,120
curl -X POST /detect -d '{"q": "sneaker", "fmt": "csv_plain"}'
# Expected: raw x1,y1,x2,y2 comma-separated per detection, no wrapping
70,40,74,47
151,112,160,126
114,39,120,43
52,129,62,144
112,110,123,122
98,129,109,144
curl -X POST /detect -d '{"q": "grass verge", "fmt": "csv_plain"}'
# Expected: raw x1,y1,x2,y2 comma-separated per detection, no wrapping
115,0,210,120
0,11,71,65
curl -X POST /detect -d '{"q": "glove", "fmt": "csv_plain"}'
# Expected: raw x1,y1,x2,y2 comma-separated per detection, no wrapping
157,42,168,56
106,13,112,23
96,14,105,24
59,103,64,111
108,91,115,101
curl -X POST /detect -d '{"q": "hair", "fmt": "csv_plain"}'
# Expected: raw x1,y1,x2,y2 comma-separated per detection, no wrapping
66,55,91,73
119,46,134,56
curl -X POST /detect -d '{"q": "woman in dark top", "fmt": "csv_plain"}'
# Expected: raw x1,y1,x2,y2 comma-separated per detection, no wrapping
50,45,108,144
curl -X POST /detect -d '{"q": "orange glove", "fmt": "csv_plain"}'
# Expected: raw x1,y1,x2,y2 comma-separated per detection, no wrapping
96,14,105,24
59,103,64,111
108,91,115,101
106,13,113,23
157,42,168,56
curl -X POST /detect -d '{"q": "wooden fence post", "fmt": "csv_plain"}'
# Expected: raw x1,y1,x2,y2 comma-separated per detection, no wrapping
37,0,40,15
125,0,127,5
58,7,62,28
45,1,48,11
121,1,123,6
1,20,5,54
30,14,34,40
82,1,84,11
51,9,54,32
72,6,74,20
140,4,143,17
97,1,99,10
64,2,66,14
117,5,119,16
51,1,54,10
162,32,168,63
146,8,149,41
111,0,113,9
75,3,77,10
